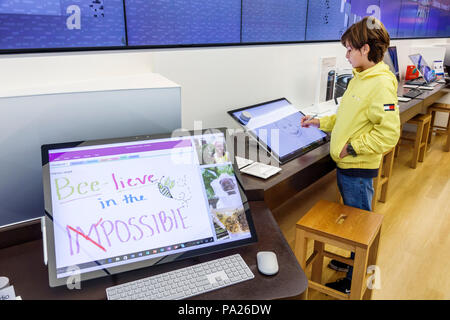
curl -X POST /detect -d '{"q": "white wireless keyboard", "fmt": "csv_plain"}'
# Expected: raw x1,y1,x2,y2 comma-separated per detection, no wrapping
106,254,254,300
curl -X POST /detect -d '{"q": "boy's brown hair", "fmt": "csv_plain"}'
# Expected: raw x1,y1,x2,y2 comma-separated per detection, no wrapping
341,16,390,64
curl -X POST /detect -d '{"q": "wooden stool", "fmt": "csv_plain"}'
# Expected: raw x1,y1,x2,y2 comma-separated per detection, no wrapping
372,147,395,210
399,114,432,168
295,200,383,300
428,102,450,152
337,147,395,211
394,124,403,158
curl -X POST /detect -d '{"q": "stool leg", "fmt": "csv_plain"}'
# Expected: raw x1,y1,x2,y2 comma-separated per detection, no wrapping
337,183,344,204
419,120,431,162
349,247,368,300
428,110,436,145
311,241,324,284
394,143,400,158
395,124,403,158
445,116,450,152
363,230,381,300
411,123,424,169
372,169,382,211
295,229,309,299
380,149,395,203
295,229,308,269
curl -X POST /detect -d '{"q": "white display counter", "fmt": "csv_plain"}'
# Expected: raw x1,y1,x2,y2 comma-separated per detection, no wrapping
0,73,181,227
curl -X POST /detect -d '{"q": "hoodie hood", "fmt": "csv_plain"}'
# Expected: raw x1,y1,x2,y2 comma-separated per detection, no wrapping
352,61,395,81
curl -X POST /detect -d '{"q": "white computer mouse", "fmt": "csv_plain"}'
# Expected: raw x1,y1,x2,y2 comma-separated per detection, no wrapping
256,251,279,276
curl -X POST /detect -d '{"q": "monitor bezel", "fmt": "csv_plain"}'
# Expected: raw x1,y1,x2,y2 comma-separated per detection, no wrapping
386,46,400,82
41,128,257,287
227,97,330,165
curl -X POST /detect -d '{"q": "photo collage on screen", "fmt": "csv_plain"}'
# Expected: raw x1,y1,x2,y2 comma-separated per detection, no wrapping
192,133,251,243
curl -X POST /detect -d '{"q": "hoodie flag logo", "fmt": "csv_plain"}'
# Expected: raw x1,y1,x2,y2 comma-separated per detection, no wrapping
384,104,396,111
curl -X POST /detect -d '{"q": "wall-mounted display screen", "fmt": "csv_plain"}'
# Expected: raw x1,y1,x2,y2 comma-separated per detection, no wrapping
306,0,349,41
242,0,308,43
125,0,241,46
1,1,449,54
0,0,126,50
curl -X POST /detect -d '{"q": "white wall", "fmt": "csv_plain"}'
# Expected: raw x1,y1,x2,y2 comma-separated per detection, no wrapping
0,38,448,131
0,51,153,94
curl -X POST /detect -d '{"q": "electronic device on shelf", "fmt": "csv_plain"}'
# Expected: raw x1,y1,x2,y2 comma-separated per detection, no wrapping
383,46,400,82
403,89,423,99
227,98,330,165
41,128,257,287
405,78,427,86
106,253,253,300
409,53,437,85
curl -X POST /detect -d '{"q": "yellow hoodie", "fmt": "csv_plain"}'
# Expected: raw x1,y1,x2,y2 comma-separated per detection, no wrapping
320,61,400,169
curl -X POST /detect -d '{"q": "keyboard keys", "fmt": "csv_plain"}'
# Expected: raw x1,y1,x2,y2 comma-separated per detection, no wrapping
106,254,254,300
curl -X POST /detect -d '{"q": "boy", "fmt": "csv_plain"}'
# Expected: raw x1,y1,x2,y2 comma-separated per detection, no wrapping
301,17,400,294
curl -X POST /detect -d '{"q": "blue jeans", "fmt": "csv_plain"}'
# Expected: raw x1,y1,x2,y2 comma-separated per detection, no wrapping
336,169,374,280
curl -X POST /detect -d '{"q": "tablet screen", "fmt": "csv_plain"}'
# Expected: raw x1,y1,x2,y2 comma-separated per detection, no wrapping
409,54,437,83
229,98,328,163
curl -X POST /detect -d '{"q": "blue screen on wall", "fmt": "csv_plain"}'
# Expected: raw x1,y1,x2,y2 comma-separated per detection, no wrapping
0,1,449,54
379,0,402,38
306,0,349,41
0,0,126,50
242,0,308,43
125,0,241,45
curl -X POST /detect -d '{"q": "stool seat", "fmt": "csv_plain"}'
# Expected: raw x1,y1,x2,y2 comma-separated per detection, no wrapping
295,200,384,300
297,200,383,249
429,103,450,111
407,113,432,124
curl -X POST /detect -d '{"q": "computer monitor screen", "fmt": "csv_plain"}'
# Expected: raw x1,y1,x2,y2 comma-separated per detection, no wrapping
384,46,400,82
41,129,257,287
228,98,329,164
409,53,437,84
443,45,450,74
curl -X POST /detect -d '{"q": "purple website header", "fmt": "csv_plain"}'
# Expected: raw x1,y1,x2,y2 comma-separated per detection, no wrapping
49,139,192,162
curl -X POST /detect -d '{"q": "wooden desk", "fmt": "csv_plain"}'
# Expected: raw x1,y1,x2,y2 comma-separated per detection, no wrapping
398,82,447,124
0,201,307,300
398,98,423,124
233,134,335,210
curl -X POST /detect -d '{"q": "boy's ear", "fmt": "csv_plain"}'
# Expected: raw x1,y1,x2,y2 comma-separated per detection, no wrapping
363,44,371,56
